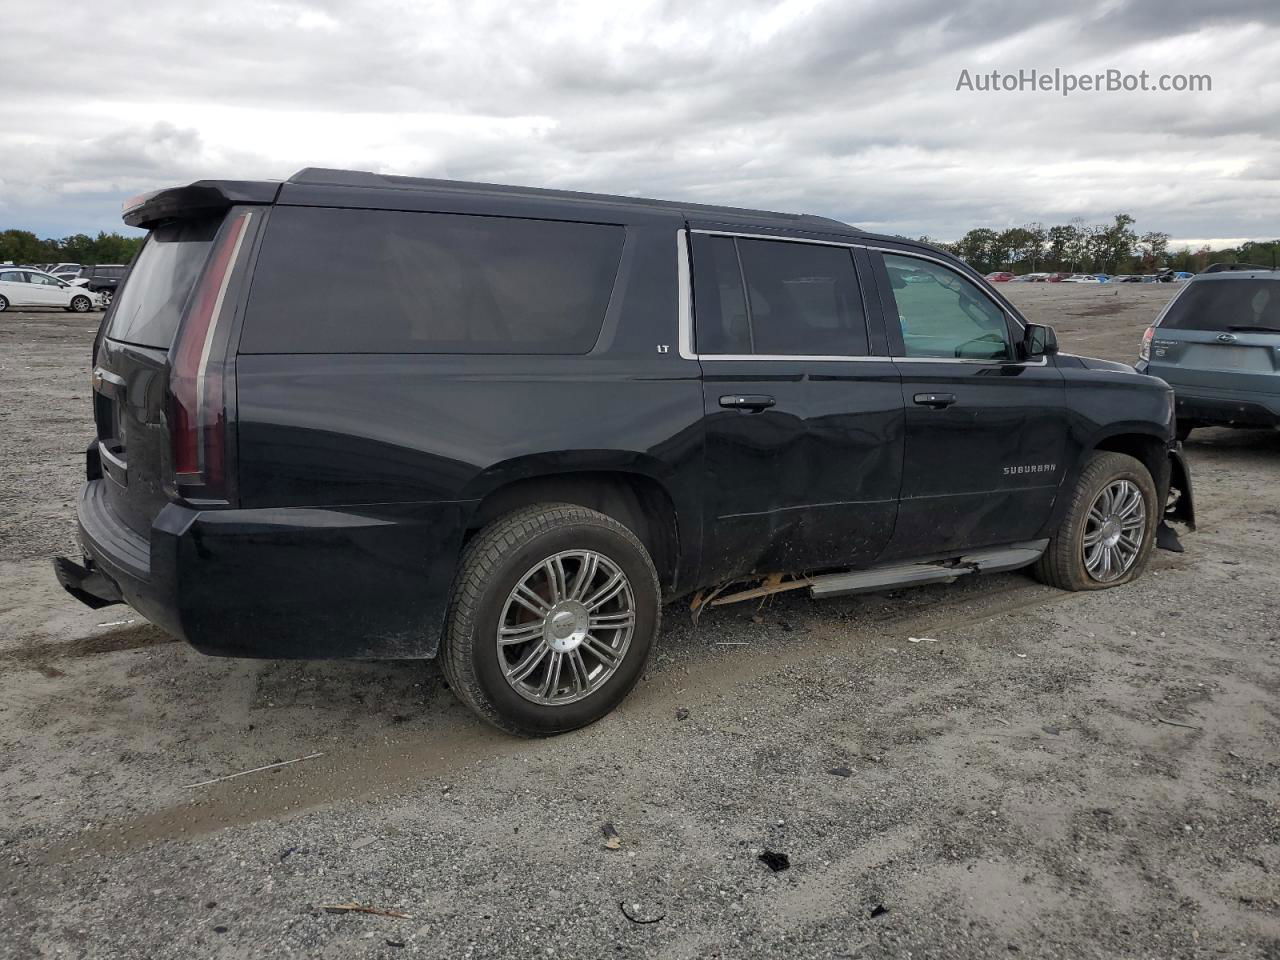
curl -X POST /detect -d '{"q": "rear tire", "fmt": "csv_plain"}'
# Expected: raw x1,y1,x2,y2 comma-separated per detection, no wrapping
441,503,660,736
70,295,92,313
0,295,8,312
1034,452,1158,591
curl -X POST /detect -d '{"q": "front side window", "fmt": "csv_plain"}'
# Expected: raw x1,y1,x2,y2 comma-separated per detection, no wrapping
883,254,1012,361
691,234,867,356
29,273,59,286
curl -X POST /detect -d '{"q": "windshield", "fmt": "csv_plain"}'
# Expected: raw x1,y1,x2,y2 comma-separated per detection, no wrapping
106,217,219,348
1160,280,1280,332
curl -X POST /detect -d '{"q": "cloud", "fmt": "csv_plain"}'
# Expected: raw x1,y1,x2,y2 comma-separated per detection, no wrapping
1,0,1277,243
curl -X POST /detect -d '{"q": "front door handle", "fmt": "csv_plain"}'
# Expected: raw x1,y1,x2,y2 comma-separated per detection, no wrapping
913,392,957,409
719,394,776,412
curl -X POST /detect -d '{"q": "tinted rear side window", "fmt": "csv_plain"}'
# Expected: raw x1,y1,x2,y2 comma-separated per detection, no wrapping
106,217,219,348
691,234,867,356
1159,280,1280,332
241,207,625,354
690,235,751,353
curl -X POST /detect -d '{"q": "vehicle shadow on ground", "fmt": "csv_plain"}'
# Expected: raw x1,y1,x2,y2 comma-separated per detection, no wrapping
7,555,1065,853
1184,426,1280,461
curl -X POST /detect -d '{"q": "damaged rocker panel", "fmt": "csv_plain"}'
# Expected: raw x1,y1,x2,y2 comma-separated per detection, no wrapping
808,540,1050,599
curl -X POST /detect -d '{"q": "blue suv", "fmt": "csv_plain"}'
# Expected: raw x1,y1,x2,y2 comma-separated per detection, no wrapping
1138,271,1280,439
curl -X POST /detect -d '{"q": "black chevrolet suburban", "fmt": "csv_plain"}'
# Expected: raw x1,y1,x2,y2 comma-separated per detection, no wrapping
55,169,1195,735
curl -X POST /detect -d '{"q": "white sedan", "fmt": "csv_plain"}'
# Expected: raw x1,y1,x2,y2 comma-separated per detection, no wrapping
0,268,103,312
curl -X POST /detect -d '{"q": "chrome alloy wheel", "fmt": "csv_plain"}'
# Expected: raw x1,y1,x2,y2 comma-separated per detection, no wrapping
1082,479,1146,583
497,550,636,706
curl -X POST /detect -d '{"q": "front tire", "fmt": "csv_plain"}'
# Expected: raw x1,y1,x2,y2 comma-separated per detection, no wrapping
441,503,660,736
1034,452,1158,591
70,295,92,313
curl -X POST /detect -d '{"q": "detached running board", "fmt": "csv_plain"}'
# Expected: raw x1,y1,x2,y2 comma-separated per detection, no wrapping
808,540,1049,600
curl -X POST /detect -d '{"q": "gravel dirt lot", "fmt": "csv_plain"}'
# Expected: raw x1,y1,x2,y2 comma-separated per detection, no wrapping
2,282,1278,959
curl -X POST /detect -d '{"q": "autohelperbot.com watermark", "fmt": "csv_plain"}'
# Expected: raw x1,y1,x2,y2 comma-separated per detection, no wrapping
955,67,1211,96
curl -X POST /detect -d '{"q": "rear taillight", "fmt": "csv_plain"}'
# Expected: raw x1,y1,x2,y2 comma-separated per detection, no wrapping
1140,326,1154,361
168,211,251,497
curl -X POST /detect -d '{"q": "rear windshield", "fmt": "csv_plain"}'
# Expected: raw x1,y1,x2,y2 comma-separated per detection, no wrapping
106,218,219,348
1160,279,1280,332
239,207,624,354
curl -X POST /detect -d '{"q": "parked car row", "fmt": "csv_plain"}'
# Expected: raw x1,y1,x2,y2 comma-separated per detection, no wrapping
0,267,106,312
985,270,1197,284
0,263,126,310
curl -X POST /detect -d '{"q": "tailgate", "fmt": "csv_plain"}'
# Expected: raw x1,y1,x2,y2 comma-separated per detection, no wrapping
1147,277,1280,394
93,339,175,539
1149,328,1280,394
93,216,221,539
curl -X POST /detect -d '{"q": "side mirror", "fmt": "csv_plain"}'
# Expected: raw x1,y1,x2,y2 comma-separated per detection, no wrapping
1023,322,1058,359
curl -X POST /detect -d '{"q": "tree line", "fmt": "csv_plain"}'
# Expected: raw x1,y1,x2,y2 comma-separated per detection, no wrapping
0,229,145,267
919,216,1279,276
4,217,1276,277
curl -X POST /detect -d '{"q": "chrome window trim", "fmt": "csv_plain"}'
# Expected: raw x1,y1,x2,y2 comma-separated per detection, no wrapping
681,228,883,363
696,353,891,363
890,354,1049,366
691,228,862,249
676,229,696,359
677,228,1041,366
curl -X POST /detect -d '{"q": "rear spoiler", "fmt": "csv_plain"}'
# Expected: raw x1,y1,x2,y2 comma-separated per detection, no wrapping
122,180,281,229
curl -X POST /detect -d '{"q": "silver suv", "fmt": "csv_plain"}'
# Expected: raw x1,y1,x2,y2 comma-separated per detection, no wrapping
1138,270,1280,439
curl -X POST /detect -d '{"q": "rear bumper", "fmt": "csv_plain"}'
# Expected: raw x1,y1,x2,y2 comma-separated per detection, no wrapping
1175,391,1280,429
56,479,470,659
1138,369,1280,428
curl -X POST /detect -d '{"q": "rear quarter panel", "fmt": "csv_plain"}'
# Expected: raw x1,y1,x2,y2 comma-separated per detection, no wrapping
234,219,706,583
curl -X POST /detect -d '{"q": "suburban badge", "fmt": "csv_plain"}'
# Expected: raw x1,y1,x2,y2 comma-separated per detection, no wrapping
1003,463,1057,475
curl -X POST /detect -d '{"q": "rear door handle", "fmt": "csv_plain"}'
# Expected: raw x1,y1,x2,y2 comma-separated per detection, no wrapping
913,392,957,409
719,394,776,412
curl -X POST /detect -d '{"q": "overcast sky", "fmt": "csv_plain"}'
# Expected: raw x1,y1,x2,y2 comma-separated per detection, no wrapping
3,0,1278,246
